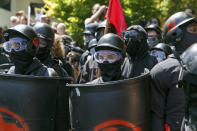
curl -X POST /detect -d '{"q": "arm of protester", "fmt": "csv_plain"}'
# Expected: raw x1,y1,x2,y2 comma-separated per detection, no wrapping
85,5,107,25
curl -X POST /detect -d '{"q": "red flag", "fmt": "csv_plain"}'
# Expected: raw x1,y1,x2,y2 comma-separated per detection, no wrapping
105,0,127,36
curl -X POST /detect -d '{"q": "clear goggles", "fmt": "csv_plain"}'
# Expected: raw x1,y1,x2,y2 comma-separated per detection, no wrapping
94,50,122,64
150,50,166,61
3,37,27,52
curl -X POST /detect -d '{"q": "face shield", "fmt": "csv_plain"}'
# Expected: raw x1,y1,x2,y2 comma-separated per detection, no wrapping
94,50,122,64
3,37,27,52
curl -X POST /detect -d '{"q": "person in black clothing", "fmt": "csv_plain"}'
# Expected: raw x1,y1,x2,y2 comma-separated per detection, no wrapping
88,33,125,84
150,12,197,131
51,35,74,77
33,23,69,77
2,24,57,76
178,43,197,131
121,25,158,78
79,23,98,69
78,21,117,84
77,40,98,84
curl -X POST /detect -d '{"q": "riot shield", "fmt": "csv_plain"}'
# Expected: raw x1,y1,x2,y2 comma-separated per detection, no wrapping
0,74,72,131
69,73,151,131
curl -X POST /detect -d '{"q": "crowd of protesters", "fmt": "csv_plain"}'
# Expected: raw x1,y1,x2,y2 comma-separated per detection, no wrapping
0,3,197,131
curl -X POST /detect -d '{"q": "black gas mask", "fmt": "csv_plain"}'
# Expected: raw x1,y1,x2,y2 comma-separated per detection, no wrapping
123,30,142,58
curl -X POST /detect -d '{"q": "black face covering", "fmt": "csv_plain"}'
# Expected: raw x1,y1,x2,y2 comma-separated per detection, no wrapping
147,36,160,48
10,50,33,74
36,47,50,62
176,28,197,54
126,38,141,58
98,61,122,82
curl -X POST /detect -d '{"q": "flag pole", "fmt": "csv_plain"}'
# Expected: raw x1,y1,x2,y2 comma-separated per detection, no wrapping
104,17,110,35
27,5,31,26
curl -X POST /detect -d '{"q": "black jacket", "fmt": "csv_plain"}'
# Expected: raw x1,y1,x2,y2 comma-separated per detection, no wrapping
8,58,58,77
121,53,158,78
150,54,185,131
41,54,70,77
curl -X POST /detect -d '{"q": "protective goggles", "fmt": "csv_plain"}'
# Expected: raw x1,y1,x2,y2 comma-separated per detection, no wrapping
3,37,27,52
150,50,166,61
123,30,141,40
94,50,122,64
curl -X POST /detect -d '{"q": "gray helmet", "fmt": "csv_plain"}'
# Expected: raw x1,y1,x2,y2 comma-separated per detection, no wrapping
96,33,125,53
151,43,172,56
3,24,39,56
88,39,97,50
146,24,162,40
84,23,98,35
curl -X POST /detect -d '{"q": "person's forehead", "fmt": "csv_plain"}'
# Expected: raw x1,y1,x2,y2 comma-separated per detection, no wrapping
185,9,192,13
148,30,157,36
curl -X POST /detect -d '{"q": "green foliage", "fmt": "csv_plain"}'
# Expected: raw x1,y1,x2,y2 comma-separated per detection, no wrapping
43,0,197,45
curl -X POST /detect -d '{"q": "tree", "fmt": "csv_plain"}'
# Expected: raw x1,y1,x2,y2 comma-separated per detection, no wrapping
44,0,196,45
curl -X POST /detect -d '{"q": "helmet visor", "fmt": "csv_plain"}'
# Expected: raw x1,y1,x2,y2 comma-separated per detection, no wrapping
94,50,122,64
3,37,27,52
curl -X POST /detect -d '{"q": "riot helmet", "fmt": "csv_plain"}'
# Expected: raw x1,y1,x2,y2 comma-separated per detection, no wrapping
3,24,39,56
95,21,106,41
88,38,97,55
3,24,39,74
33,23,54,48
33,23,54,61
146,24,162,47
163,12,197,45
96,33,125,53
95,20,117,41
94,33,124,82
150,43,172,62
95,33,125,64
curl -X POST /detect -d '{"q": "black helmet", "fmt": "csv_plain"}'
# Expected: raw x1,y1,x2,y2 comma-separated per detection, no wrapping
96,21,106,31
151,43,172,56
33,23,54,46
96,33,125,53
84,23,98,35
146,24,162,39
179,43,197,86
3,24,39,56
88,39,97,50
163,12,197,45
